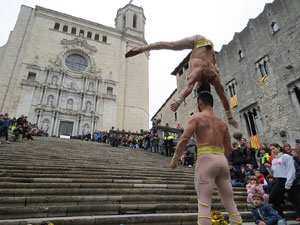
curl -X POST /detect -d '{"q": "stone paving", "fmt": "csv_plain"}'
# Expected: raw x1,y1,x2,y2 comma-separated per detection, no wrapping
0,137,297,225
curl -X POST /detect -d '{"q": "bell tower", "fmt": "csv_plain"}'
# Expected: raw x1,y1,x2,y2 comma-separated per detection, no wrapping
115,2,146,39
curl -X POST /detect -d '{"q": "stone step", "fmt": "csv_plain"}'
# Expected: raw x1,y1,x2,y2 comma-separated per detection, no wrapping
0,195,247,207
0,177,196,185
0,211,297,225
0,203,295,220
0,137,296,225
0,188,246,197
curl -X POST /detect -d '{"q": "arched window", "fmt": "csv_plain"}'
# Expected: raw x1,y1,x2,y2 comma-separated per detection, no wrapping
133,14,137,28
67,99,74,109
123,15,126,29
47,95,54,106
243,109,261,137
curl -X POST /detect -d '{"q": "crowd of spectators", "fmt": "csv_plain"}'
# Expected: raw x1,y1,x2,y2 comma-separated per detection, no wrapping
2,112,300,223
226,137,300,223
0,113,49,144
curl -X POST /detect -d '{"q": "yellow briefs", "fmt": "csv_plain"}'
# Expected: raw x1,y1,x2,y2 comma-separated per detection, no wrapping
197,146,224,158
194,40,213,49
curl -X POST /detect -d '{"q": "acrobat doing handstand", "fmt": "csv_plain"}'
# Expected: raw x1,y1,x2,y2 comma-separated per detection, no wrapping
125,35,238,128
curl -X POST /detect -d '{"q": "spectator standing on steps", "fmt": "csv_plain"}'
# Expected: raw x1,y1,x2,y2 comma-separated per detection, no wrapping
265,143,300,221
3,113,11,144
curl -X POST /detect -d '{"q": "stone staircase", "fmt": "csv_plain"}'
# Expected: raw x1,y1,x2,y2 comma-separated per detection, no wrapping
0,137,296,225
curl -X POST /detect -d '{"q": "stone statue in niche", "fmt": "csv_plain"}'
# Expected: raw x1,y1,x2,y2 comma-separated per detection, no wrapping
82,125,90,135
42,119,50,131
67,99,73,109
88,82,94,91
70,81,76,90
85,101,92,111
51,76,58,85
47,95,54,106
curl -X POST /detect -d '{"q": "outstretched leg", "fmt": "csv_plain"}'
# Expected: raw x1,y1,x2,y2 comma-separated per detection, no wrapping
125,36,196,58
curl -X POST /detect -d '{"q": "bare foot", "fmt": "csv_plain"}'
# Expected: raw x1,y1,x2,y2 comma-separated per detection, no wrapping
125,48,143,58
170,102,179,112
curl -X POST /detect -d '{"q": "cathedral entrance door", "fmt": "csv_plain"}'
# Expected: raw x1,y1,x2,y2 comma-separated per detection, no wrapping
59,121,74,136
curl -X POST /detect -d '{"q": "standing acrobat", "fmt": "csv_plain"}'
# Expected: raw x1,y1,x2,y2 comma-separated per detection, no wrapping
170,91,242,225
125,35,238,128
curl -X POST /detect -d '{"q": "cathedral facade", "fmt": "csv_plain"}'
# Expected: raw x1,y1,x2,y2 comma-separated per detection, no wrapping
0,4,149,136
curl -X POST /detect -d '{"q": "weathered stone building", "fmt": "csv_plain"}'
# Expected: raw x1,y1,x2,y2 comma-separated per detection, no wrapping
0,4,149,136
152,0,300,148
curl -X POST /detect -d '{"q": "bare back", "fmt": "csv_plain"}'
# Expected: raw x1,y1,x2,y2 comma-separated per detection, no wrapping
193,110,229,153
189,37,217,83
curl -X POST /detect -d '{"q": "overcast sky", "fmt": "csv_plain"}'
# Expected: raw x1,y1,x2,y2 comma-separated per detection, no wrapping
0,0,273,127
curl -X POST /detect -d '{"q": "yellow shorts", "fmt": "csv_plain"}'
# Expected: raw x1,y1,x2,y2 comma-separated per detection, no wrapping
194,40,213,49
197,145,224,158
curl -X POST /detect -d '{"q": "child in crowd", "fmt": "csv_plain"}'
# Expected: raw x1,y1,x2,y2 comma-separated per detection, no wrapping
259,147,270,177
264,175,276,195
247,176,269,204
255,170,267,185
228,162,245,187
245,163,255,183
251,193,286,225
26,128,34,141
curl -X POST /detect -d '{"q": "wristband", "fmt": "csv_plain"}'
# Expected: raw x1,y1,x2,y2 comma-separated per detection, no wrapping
174,96,184,105
225,110,233,119
174,153,180,159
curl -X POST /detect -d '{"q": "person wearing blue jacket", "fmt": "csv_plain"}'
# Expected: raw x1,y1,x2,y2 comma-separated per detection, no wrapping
251,193,286,225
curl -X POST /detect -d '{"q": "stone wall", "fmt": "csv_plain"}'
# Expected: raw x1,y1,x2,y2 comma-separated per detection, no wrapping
152,0,300,148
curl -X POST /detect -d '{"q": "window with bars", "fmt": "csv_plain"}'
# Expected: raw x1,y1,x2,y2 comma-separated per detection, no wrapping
256,56,270,85
226,79,238,108
243,108,261,137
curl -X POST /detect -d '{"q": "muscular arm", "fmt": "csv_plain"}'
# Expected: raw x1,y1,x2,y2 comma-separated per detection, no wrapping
223,125,232,158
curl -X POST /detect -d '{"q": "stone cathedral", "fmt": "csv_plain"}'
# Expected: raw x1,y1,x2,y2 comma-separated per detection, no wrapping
0,3,149,136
